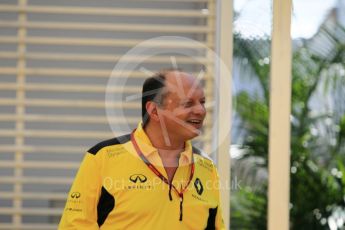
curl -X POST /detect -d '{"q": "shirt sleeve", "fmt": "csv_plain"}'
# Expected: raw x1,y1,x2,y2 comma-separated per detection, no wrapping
58,152,102,230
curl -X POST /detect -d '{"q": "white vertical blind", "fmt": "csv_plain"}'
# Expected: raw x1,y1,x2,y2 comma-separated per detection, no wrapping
0,0,217,228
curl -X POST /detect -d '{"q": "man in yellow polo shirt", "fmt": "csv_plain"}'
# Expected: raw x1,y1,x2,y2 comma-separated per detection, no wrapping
59,69,225,229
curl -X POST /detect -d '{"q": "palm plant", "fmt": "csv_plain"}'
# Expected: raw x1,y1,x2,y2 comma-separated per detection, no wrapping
230,17,345,230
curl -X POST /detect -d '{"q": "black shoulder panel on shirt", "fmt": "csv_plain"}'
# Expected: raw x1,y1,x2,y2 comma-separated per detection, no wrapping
88,134,131,155
97,186,115,227
205,206,218,230
192,146,202,155
193,146,213,161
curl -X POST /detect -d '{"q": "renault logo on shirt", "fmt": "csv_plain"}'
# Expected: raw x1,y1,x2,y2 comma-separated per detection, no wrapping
194,178,204,195
129,174,147,183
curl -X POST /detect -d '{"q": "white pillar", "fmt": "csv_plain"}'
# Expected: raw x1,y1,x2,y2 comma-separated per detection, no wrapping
216,0,233,229
268,0,292,229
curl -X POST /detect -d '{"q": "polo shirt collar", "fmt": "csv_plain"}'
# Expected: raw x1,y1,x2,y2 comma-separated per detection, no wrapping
133,122,193,166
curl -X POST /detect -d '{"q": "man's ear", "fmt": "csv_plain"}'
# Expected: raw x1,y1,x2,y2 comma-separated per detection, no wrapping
146,101,160,122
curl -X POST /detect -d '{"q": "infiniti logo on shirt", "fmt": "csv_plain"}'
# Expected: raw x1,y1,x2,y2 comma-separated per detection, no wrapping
70,192,81,199
129,174,147,183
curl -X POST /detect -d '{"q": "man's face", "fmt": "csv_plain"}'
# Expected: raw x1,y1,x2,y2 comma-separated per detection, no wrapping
156,72,206,143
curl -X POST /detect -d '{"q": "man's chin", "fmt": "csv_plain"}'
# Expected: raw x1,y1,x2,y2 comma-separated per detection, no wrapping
184,127,202,140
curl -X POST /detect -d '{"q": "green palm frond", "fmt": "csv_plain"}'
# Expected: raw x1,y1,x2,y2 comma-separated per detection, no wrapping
231,13,345,230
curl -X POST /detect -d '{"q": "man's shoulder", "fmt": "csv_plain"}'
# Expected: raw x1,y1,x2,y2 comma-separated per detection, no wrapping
87,134,131,155
192,146,217,175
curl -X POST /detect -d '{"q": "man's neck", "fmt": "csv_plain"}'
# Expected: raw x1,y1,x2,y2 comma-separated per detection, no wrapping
143,123,186,180
144,123,185,165
144,124,184,151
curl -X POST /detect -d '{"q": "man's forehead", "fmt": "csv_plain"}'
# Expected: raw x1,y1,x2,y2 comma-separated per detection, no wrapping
164,71,203,92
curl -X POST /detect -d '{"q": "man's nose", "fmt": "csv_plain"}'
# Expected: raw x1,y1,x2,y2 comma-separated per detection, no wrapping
192,103,206,115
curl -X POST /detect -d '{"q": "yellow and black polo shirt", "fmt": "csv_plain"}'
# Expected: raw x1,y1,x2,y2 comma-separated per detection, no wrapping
59,123,225,230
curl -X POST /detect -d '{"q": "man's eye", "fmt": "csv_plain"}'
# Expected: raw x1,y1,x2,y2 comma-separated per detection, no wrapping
183,101,193,107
